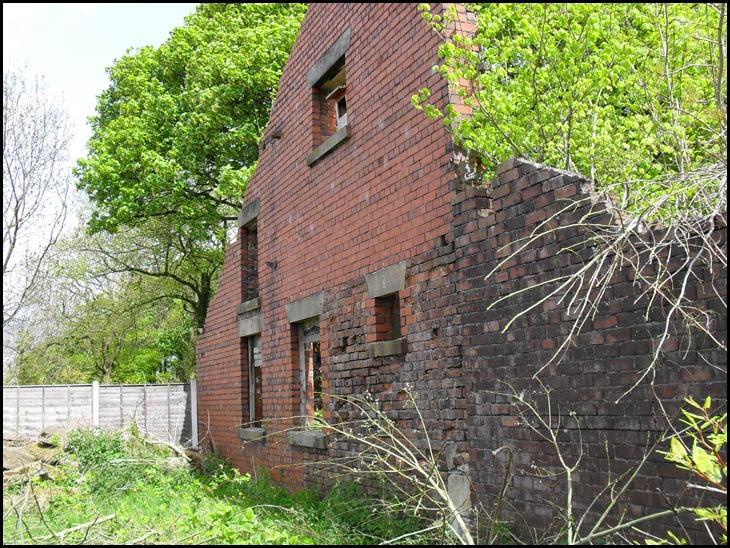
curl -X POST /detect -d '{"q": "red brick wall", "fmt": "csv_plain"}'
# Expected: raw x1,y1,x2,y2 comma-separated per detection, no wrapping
197,2,462,486
255,3,456,293
196,240,245,458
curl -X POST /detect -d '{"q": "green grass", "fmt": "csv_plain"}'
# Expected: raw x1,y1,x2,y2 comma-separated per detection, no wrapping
3,429,432,545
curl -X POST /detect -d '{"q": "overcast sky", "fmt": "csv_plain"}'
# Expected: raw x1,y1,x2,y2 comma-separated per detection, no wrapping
3,3,199,163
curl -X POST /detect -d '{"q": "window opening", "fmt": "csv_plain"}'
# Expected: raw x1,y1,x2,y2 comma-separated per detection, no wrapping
247,335,263,426
374,293,402,341
336,96,347,129
298,318,322,426
314,59,347,144
243,222,258,301
325,85,348,130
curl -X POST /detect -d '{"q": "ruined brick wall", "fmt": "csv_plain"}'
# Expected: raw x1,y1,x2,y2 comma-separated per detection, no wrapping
196,241,245,458
196,3,726,541
196,3,466,487
456,159,727,539
309,230,468,492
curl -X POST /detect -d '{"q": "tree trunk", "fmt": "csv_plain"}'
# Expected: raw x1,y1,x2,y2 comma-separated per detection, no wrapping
194,272,212,330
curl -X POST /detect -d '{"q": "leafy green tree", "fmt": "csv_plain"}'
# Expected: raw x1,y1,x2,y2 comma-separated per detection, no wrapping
82,217,221,330
15,271,152,384
77,3,307,235
9,228,197,384
416,3,726,217
415,2,726,381
110,300,196,383
11,291,195,384
13,277,195,385
75,3,307,328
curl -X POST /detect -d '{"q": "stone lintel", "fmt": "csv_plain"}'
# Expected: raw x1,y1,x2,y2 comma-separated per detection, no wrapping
286,292,325,323
365,261,407,298
306,27,351,87
238,199,260,228
238,314,263,337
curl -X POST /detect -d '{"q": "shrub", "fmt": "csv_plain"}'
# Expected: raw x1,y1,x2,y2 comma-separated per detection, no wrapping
67,429,128,468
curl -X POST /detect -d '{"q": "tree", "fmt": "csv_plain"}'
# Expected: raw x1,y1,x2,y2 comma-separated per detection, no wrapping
74,3,307,331
416,3,726,216
3,66,73,330
76,3,307,237
416,3,727,376
81,218,221,330
9,228,198,385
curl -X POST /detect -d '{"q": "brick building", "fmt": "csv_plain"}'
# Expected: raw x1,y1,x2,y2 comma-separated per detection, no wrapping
196,3,726,541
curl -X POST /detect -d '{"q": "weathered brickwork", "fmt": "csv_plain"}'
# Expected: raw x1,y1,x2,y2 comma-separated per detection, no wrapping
196,3,726,541
196,242,245,459
455,160,727,537
198,2,463,488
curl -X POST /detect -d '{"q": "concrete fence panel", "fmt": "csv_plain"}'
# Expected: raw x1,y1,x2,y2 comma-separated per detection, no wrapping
3,382,197,447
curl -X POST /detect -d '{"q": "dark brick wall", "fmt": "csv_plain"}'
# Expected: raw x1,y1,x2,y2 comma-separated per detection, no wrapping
456,159,727,539
311,231,469,492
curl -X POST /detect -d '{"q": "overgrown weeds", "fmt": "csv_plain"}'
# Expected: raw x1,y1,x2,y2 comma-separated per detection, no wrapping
2,428,429,545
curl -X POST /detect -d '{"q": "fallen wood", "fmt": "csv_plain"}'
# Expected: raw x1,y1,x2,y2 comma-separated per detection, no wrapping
142,436,192,462
3,446,36,470
4,461,62,487
35,513,116,541
3,463,38,487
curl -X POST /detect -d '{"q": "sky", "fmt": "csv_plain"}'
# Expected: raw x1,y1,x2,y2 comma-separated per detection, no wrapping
3,3,199,164
2,3,200,368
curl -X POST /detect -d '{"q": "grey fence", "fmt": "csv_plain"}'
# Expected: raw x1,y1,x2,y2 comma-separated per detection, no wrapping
3,380,198,447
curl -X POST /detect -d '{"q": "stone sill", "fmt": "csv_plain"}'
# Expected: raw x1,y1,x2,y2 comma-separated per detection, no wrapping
306,125,351,166
287,429,328,450
237,298,260,315
368,337,407,358
238,427,266,442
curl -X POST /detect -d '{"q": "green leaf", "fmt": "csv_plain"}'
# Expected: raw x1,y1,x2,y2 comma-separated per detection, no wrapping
419,2,726,211
692,444,722,483
76,3,307,238
668,437,689,464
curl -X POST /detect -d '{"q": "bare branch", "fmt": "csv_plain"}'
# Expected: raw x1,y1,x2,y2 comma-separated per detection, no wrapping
3,66,73,329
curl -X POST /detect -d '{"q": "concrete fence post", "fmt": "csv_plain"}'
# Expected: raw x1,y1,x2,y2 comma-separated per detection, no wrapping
191,378,199,448
143,384,148,434
92,380,99,429
16,385,20,435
